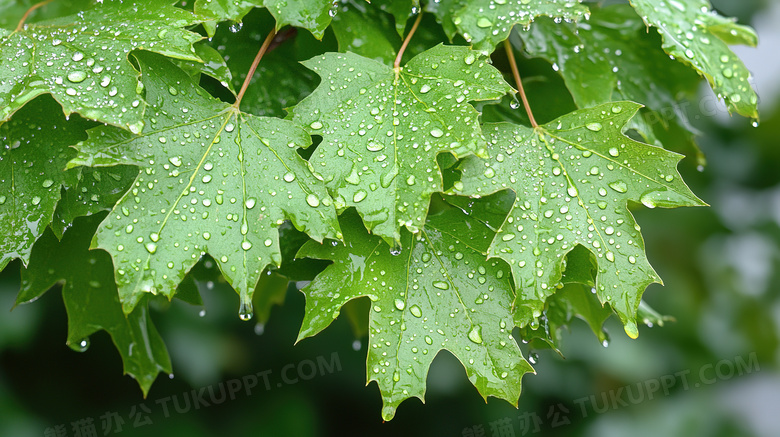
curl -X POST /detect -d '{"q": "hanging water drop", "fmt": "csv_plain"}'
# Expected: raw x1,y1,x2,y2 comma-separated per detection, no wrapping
239,300,254,321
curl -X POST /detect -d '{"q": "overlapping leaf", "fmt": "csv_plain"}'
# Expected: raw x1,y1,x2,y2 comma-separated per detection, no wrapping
454,102,704,337
69,52,341,315
447,194,613,348
51,165,138,238
195,0,336,39
290,45,513,243
520,5,703,160
428,0,589,53
297,209,533,420
519,246,610,350
16,214,171,396
628,0,758,119
0,0,203,130
174,41,236,94
0,95,88,270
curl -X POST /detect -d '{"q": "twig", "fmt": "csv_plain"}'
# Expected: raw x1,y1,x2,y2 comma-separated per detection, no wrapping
503,39,538,128
15,0,53,32
394,13,424,70
234,28,277,108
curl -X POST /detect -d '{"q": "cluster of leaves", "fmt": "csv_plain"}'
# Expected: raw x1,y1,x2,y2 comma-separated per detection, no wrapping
0,0,758,420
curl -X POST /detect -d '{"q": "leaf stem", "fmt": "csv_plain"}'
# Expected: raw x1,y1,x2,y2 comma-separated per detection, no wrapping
234,27,277,109
15,0,53,32
394,12,424,70
503,39,538,128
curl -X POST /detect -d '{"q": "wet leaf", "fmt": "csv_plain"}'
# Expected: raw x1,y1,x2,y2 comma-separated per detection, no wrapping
0,95,87,270
69,52,341,315
290,45,513,243
427,0,589,53
51,165,139,239
628,0,759,119
520,5,704,160
195,0,336,39
16,213,171,396
297,208,533,421
454,102,705,337
0,0,203,130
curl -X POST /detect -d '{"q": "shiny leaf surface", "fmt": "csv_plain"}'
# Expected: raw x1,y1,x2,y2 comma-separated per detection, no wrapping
69,52,341,314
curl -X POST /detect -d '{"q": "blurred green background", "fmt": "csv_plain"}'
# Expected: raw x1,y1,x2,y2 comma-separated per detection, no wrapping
2,0,779,436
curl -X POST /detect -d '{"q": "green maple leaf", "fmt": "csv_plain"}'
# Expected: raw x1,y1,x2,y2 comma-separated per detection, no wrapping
427,0,589,54
15,214,171,396
0,0,203,131
0,95,88,270
195,0,336,39
297,208,534,421
290,45,513,243
520,5,703,160
628,0,758,119
454,102,704,337
69,52,341,315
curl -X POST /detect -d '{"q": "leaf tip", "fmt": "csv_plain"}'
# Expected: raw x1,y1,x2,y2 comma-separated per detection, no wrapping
623,319,639,339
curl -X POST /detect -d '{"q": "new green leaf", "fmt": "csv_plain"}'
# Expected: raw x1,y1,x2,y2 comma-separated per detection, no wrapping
290,45,513,243
69,52,341,315
428,0,589,53
297,209,533,421
0,0,203,130
455,102,704,337
16,214,171,396
628,0,758,119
